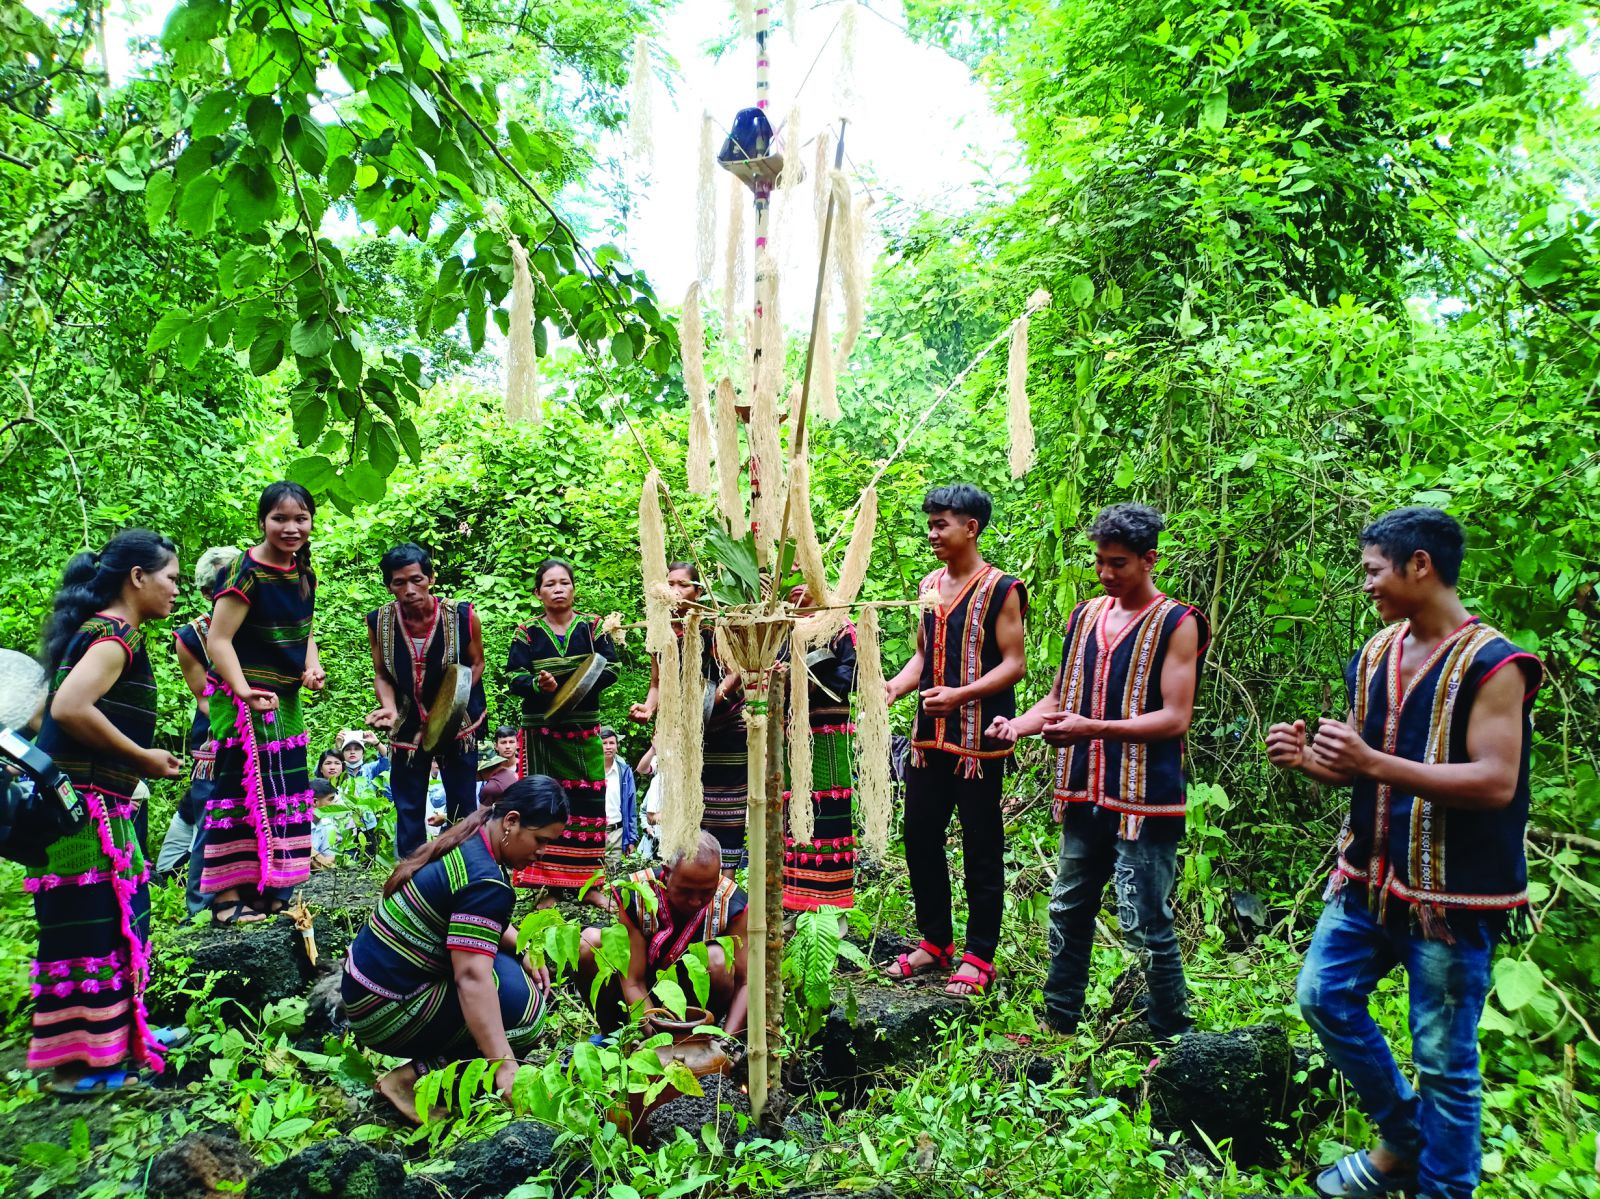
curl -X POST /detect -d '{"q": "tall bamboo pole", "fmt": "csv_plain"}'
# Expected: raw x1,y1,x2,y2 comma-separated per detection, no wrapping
762,665,786,1118
743,667,773,1123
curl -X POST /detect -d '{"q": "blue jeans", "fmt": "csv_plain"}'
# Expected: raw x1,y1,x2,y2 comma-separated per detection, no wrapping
1296,896,1495,1199
1042,814,1191,1037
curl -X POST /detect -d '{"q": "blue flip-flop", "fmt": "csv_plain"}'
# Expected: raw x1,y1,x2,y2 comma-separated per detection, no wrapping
1315,1151,1416,1197
50,1068,145,1098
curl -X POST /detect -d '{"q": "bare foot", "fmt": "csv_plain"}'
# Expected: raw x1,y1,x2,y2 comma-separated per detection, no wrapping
375,1063,422,1125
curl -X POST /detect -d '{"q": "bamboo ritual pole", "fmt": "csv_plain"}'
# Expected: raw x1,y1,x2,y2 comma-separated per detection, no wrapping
743,665,774,1124
762,667,786,1118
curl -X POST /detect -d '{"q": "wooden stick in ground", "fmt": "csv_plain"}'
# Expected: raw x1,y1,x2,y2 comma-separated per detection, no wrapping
763,666,787,1118
743,666,772,1125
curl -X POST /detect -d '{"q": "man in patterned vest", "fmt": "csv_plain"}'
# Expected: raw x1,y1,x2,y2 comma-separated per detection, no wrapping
884,484,1027,999
1268,507,1541,1199
575,832,749,1035
365,543,487,858
994,503,1208,1039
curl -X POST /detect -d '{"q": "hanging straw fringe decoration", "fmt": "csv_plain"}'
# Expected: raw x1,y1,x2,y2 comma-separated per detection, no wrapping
750,270,785,568
854,606,892,858
786,652,816,845
811,292,840,422
789,455,832,608
836,0,859,114
829,171,866,367
695,113,718,283
834,484,877,605
639,471,673,654
627,33,654,161
505,236,540,424
682,283,713,496
714,377,744,531
813,133,830,235
778,105,805,193
784,0,799,41
734,0,756,37
1007,313,1035,478
722,173,747,358
756,252,783,404
657,633,696,864
659,612,706,863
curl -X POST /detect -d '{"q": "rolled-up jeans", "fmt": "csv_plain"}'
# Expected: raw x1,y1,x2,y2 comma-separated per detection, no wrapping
1296,894,1495,1199
1042,813,1190,1037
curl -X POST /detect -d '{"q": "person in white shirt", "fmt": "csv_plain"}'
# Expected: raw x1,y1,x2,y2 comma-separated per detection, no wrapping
600,727,638,858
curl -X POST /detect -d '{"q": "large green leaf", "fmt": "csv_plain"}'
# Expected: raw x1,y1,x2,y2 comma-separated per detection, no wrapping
224,161,279,232
176,172,224,235
290,317,334,359
249,322,286,375
246,96,284,151
284,114,328,176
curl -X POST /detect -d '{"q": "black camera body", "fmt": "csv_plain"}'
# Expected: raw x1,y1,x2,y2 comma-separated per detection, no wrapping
0,726,87,866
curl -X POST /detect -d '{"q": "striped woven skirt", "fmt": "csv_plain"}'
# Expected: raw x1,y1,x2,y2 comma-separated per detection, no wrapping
341,954,545,1062
702,719,749,871
511,723,607,891
783,727,858,910
199,684,313,895
27,790,162,1071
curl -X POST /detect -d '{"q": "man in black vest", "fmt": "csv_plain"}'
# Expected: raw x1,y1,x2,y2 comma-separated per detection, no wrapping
1268,508,1541,1199
365,543,487,858
884,484,1027,998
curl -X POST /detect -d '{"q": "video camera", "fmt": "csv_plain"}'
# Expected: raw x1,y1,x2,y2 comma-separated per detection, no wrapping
1,648,86,864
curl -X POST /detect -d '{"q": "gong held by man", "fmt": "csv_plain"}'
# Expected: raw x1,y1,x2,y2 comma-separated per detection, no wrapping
364,543,488,859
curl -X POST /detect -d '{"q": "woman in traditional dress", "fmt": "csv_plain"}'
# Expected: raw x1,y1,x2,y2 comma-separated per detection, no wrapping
628,562,747,876
199,481,323,924
782,585,859,912
505,558,619,900
29,530,185,1093
342,775,569,1123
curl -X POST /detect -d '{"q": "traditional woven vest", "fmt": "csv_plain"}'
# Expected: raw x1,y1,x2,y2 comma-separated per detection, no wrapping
1332,618,1542,941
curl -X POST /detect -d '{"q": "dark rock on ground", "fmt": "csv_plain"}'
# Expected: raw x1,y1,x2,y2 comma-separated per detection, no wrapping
424,1121,568,1197
153,871,379,1018
247,1137,408,1199
148,1129,259,1199
645,1073,752,1148
1146,1023,1306,1167
816,980,964,1090
840,931,915,975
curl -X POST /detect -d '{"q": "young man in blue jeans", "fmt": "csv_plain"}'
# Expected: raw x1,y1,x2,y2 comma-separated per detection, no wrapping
990,503,1208,1039
1268,507,1542,1199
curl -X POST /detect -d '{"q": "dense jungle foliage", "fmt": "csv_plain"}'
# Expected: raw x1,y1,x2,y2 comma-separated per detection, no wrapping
1,0,1598,1195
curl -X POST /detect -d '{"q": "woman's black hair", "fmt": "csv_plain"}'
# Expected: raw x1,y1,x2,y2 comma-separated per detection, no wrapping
384,773,570,896
666,561,700,581
317,749,343,775
380,542,434,585
258,481,316,599
40,529,177,674
534,557,576,590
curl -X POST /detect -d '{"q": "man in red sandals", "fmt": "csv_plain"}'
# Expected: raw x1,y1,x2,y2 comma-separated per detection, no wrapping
992,503,1207,1040
884,484,1027,998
